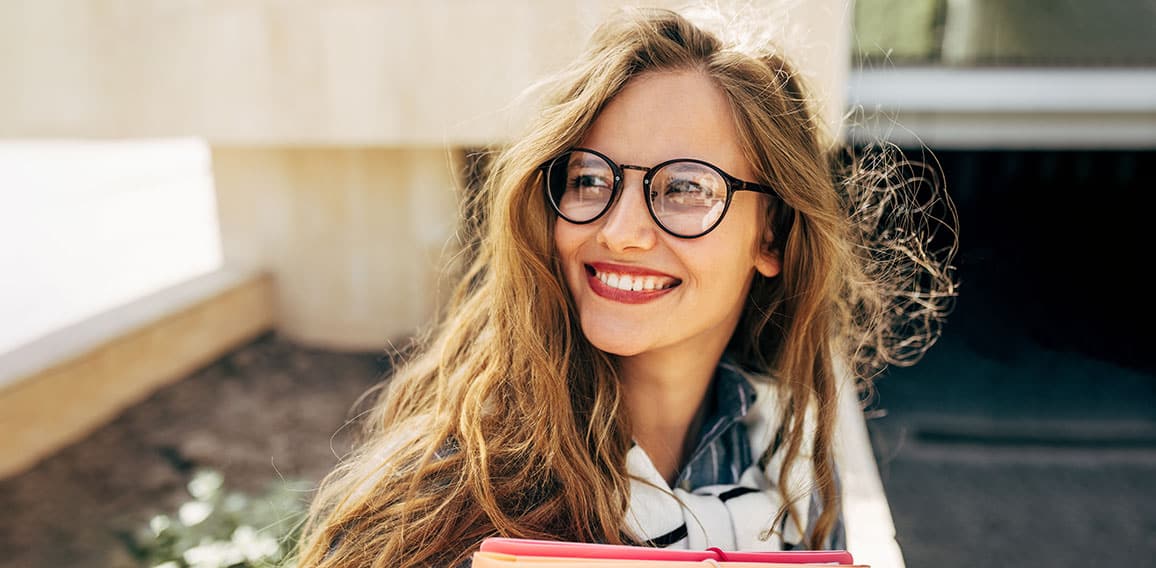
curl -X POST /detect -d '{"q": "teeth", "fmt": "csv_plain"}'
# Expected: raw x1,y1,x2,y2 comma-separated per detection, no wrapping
595,269,676,292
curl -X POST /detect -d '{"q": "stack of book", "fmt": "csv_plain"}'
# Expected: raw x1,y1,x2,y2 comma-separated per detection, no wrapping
472,538,866,567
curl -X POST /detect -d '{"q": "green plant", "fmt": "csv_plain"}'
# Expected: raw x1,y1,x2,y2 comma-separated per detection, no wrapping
123,468,309,568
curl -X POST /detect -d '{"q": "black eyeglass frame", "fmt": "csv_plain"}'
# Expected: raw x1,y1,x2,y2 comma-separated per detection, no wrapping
539,147,778,238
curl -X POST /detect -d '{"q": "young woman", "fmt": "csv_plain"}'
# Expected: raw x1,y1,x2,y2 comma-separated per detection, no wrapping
294,7,956,567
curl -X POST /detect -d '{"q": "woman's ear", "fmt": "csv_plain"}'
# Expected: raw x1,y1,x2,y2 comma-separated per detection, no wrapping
755,247,781,278
755,220,782,278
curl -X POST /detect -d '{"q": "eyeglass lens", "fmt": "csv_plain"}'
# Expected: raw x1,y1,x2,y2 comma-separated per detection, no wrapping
546,150,729,237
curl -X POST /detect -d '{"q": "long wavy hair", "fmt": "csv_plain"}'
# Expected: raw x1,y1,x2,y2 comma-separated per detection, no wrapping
293,7,956,567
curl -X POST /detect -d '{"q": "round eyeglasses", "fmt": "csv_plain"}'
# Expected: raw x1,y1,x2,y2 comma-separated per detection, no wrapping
540,148,778,238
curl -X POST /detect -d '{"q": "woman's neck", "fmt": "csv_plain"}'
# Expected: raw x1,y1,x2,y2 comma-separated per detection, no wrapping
619,345,725,486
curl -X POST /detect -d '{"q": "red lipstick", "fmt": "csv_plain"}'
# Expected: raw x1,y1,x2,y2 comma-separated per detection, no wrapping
585,262,680,305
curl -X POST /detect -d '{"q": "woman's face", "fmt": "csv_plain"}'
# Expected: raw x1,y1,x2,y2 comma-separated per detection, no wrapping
553,70,781,361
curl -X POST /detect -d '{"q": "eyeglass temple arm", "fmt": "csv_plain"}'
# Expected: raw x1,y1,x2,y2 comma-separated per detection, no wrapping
733,179,777,196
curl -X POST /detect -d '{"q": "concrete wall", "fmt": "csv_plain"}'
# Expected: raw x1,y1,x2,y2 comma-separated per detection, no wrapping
0,0,849,144
0,1,571,144
0,270,274,479
211,146,463,349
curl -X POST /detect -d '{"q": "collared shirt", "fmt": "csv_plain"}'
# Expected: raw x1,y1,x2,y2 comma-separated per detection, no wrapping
665,360,846,551
673,360,757,491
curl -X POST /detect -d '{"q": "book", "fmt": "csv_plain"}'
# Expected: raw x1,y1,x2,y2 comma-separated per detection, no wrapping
472,537,866,567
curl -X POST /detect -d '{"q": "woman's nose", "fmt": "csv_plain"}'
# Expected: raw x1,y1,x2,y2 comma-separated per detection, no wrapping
596,173,658,252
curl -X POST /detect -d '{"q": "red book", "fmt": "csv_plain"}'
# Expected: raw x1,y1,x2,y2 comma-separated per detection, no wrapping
474,537,860,566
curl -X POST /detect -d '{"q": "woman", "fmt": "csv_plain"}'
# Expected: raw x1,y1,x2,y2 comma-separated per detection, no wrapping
294,7,955,567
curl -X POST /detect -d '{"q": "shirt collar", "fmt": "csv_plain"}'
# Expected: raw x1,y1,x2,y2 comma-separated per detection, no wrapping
714,357,758,421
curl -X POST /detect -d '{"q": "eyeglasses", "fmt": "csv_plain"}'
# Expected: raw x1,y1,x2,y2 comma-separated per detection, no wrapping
540,147,777,238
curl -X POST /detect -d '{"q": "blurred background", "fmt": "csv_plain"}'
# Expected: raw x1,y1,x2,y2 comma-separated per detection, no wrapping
0,1,1153,567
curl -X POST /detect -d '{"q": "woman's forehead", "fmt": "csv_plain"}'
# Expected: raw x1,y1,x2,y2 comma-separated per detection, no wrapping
578,70,753,178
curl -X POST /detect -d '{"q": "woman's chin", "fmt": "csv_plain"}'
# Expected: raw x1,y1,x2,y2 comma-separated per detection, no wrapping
596,345,646,358
582,329,651,358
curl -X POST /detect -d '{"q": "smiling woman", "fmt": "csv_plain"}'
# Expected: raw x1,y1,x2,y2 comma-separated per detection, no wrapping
293,6,956,568
551,71,784,485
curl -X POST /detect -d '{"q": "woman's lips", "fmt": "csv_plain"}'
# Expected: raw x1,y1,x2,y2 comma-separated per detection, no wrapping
584,262,681,304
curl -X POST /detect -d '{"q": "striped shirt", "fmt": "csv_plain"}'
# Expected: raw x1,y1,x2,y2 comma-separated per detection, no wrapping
673,360,757,491
659,360,846,550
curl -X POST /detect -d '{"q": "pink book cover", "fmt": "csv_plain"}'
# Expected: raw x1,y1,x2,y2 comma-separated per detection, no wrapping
478,538,855,565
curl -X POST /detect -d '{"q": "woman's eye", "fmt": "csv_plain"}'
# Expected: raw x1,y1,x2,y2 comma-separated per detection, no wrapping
664,179,707,199
665,179,699,193
570,175,610,191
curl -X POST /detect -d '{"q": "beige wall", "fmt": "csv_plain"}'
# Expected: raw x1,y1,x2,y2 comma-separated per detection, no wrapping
0,0,849,145
211,146,464,350
0,1,650,144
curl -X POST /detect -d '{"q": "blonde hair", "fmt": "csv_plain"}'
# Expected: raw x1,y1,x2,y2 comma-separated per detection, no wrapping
294,7,956,567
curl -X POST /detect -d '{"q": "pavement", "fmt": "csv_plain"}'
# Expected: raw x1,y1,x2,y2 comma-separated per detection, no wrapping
864,253,1156,567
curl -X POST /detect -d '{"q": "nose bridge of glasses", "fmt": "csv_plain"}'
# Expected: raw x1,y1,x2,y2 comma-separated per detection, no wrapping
616,163,653,198
599,166,656,239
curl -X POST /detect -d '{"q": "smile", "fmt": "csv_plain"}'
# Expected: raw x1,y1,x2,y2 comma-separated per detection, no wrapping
595,270,677,291
584,263,681,304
